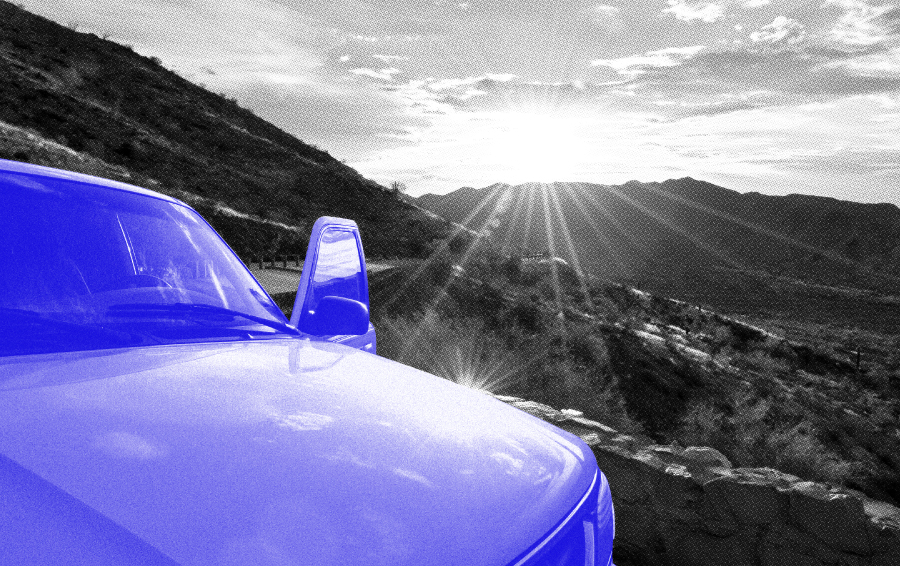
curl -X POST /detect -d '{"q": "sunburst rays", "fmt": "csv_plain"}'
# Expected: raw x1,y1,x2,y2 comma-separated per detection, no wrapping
377,175,896,396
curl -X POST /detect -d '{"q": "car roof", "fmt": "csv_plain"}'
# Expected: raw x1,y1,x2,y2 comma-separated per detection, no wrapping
0,159,185,205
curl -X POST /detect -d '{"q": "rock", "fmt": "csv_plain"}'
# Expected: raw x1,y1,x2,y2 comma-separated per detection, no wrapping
863,498,900,531
608,434,642,451
739,467,803,490
690,464,734,485
762,522,832,562
761,544,823,566
667,528,758,566
645,444,686,463
789,482,870,555
682,446,732,469
593,445,651,504
704,476,789,525
614,503,659,548
653,463,703,508
837,554,864,566
698,486,740,537
507,400,565,422
868,520,900,556
491,394,521,403
495,395,900,566
566,415,618,434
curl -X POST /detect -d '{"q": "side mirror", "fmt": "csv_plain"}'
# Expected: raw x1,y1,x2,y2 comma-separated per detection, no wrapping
291,217,375,351
302,296,369,336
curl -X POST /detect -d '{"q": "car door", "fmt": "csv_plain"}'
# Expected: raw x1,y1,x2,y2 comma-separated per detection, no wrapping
290,217,376,353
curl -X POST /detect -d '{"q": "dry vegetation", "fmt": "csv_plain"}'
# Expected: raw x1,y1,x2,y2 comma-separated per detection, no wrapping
363,246,900,506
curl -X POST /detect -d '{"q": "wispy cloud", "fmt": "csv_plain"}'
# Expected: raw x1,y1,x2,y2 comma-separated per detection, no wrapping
591,45,707,75
662,1,725,23
350,67,402,81
826,0,898,46
750,16,806,44
373,54,410,63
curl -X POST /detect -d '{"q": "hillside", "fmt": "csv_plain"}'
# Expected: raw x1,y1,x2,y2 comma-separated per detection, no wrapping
414,180,900,332
343,249,900,508
0,1,452,259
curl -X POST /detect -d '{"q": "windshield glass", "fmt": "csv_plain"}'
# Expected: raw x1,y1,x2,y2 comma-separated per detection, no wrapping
0,172,290,356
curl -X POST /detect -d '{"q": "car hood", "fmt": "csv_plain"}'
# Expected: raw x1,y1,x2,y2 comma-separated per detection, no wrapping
0,339,596,566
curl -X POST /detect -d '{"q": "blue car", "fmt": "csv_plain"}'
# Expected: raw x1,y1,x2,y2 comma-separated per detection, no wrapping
0,159,615,566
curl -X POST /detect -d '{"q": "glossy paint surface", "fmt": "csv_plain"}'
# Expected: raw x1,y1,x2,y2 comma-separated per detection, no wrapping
291,216,376,346
0,159,612,565
0,339,597,565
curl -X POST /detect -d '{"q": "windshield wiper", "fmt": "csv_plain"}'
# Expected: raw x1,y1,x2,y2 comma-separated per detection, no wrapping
107,303,299,336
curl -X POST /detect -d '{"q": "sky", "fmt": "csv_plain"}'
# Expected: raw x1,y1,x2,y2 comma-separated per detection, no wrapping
24,1,900,203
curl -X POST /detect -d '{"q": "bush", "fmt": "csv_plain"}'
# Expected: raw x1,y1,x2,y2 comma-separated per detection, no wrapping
505,298,544,333
765,423,858,485
376,311,527,395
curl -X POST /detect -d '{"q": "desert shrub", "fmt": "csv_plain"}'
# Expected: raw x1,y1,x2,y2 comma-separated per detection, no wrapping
504,298,544,333
427,249,454,285
582,377,645,435
765,422,858,485
376,311,527,394
501,255,522,281
673,400,727,449
729,350,791,376
568,332,610,370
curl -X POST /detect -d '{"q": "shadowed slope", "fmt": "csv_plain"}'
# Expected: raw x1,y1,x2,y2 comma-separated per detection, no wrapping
0,1,451,259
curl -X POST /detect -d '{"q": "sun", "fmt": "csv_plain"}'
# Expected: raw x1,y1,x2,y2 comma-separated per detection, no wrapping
484,111,590,182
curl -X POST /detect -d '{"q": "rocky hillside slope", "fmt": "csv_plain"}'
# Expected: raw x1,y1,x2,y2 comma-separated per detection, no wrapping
503,394,900,566
0,1,452,259
358,248,900,508
266,254,900,565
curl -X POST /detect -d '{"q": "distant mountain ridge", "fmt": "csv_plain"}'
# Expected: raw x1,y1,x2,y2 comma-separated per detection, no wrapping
414,179,900,327
0,1,451,258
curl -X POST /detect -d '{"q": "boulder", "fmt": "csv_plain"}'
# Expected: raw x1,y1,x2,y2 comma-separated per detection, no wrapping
592,444,651,504
667,529,758,566
704,476,788,526
760,544,823,566
789,482,870,555
682,446,732,469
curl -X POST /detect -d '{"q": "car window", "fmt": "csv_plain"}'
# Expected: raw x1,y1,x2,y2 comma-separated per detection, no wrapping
0,172,289,356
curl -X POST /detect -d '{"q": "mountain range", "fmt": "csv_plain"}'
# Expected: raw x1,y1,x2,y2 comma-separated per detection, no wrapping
415,180,900,331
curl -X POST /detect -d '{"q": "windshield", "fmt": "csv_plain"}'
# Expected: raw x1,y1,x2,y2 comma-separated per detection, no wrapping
0,172,291,356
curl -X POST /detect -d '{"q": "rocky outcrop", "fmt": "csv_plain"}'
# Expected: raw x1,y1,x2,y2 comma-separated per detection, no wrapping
495,395,900,566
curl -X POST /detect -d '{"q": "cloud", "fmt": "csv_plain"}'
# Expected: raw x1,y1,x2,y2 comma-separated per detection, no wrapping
742,0,770,7
832,47,900,76
635,48,900,104
591,45,707,75
826,0,898,46
373,54,410,63
591,3,624,32
662,1,725,23
379,74,525,118
750,16,806,44
589,2,900,120
350,67,402,81
594,4,620,16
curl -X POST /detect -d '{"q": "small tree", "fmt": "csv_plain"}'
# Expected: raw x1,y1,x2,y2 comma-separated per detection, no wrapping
389,181,407,194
